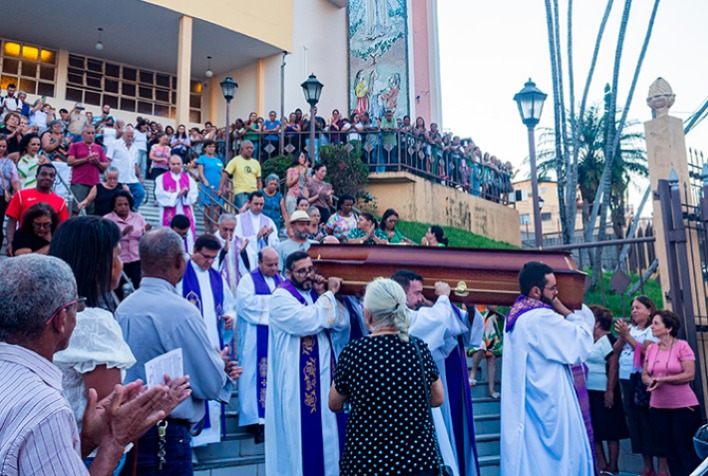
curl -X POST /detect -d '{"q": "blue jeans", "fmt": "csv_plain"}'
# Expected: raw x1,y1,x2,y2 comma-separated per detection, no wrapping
234,192,250,210
130,421,193,475
127,182,146,209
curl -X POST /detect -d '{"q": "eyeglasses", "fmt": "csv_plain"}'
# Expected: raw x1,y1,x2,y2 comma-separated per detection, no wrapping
32,221,52,229
198,251,219,262
292,266,315,277
45,297,87,326
544,285,558,292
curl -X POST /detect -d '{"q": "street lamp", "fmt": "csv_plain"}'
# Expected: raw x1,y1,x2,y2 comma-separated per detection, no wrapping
514,78,547,248
301,73,323,158
220,75,238,159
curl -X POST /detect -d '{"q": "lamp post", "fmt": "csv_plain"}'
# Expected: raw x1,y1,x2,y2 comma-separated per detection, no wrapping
301,74,323,159
514,78,547,248
220,76,238,160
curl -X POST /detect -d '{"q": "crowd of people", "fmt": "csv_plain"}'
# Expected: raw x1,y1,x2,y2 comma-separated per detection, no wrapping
2,86,705,476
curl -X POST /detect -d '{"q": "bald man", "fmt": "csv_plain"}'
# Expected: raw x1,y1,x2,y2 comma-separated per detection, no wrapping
235,247,282,443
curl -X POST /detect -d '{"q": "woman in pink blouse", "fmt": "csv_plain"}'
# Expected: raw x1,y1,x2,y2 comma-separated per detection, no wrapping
642,310,701,476
103,190,150,296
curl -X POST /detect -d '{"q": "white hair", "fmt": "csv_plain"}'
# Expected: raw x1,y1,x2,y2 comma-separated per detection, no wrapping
0,255,76,342
363,278,410,342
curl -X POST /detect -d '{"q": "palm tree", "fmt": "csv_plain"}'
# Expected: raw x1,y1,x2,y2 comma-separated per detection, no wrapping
535,86,648,240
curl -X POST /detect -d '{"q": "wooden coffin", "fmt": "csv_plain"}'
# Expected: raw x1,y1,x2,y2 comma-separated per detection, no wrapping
308,244,588,308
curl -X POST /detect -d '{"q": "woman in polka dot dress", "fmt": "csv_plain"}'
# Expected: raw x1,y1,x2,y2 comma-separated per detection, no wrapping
330,278,446,476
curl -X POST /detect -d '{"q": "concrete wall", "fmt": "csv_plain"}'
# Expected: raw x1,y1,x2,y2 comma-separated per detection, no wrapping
365,172,521,246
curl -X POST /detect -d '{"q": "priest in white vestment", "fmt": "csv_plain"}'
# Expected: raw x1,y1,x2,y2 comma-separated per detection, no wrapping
156,155,198,253
501,261,594,476
235,191,280,276
177,233,238,447
214,213,248,295
392,270,479,476
266,251,348,476
235,247,282,443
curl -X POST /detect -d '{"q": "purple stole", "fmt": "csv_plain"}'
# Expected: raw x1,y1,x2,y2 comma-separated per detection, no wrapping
250,269,283,419
239,212,267,249
182,261,227,434
506,295,596,467
161,173,195,236
279,280,347,476
342,296,366,340
445,304,480,476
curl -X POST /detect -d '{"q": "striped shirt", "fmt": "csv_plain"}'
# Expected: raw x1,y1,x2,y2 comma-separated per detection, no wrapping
0,343,88,475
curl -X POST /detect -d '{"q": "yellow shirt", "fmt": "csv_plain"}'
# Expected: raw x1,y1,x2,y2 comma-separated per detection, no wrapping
224,155,261,194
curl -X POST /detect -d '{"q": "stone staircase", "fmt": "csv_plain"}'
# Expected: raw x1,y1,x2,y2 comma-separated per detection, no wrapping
139,180,208,235
469,360,501,476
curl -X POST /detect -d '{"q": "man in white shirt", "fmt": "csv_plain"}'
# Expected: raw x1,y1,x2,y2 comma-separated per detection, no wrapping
235,191,280,276
0,84,20,121
235,247,282,444
155,156,198,253
106,128,145,208
177,234,237,447
501,261,595,476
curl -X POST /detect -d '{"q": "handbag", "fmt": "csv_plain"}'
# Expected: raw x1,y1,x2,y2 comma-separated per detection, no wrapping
631,372,651,407
411,338,454,476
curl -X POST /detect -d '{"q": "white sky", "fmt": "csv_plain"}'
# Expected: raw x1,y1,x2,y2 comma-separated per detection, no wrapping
438,0,708,211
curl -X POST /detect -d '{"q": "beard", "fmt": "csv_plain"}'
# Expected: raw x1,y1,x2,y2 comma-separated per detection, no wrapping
539,294,554,306
291,274,313,291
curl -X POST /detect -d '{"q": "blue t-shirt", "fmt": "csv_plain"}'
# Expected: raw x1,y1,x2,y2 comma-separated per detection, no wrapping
262,189,283,229
196,154,224,190
264,120,281,141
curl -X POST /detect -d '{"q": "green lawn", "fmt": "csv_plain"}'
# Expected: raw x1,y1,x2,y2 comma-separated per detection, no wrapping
394,219,518,249
583,269,664,318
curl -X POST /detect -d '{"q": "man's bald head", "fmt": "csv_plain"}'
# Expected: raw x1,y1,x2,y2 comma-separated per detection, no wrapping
140,228,186,285
258,247,279,278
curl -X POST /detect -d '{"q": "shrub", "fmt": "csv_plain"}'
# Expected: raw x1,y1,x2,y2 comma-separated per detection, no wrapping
318,143,369,199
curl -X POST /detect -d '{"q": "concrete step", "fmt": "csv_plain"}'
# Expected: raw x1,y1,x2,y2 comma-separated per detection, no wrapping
469,380,500,399
475,432,500,458
471,396,501,415
478,455,500,476
474,413,500,435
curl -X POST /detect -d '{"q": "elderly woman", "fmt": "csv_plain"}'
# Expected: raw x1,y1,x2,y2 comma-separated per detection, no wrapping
587,306,629,476
329,278,445,476
642,310,702,476
103,190,150,293
78,166,131,216
306,206,328,242
378,208,413,244
325,194,357,241
348,212,388,245
262,173,287,230
12,202,58,256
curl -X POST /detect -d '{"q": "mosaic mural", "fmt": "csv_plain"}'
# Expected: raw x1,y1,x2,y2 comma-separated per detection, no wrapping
348,0,409,122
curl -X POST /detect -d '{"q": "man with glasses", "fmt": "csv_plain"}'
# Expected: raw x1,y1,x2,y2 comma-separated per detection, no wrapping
177,233,237,448
265,251,347,476
501,261,595,476
0,255,189,476
5,163,68,256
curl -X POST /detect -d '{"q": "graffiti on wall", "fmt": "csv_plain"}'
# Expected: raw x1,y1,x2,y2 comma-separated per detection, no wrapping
348,0,409,123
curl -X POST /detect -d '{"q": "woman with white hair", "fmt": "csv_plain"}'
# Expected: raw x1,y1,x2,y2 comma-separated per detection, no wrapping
261,173,287,230
329,278,446,476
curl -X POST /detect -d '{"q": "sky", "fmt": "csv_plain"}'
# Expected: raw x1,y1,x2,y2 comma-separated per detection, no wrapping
437,0,708,212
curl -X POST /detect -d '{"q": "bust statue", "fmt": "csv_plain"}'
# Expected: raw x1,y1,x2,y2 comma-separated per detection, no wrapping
647,77,675,117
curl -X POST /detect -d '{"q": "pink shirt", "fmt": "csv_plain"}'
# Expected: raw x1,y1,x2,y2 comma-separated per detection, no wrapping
67,141,108,185
103,211,147,263
645,340,699,409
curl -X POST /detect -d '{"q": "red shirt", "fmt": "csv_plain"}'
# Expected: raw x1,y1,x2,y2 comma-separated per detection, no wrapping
6,188,69,224
67,141,108,185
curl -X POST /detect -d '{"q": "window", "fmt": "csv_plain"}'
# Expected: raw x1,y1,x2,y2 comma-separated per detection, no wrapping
540,187,547,195
520,214,531,225
541,212,552,222
514,190,528,202
66,54,201,121
0,39,56,96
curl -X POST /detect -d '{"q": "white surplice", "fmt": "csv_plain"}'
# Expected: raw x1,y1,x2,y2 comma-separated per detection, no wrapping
177,260,237,447
235,271,280,426
215,232,246,295
155,172,198,253
500,305,594,476
265,288,348,476
235,211,280,276
409,295,473,476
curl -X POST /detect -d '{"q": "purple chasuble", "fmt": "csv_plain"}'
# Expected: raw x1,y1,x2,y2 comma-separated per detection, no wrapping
445,304,480,475
250,269,282,419
182,261,227,434
506,295,596,468
279,280,347,476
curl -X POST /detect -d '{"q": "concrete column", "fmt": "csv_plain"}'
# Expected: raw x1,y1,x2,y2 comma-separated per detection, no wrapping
175,16,193,126
56,50,69,102
256,58,265,116
644,78,705,318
